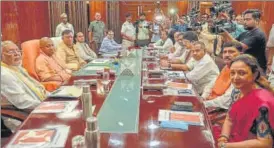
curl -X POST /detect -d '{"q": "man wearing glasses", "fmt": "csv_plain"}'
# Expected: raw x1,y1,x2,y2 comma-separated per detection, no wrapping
1,41,47,131
99,30,122,53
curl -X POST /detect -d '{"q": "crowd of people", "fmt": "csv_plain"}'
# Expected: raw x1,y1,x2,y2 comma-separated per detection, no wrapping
1,6,274,148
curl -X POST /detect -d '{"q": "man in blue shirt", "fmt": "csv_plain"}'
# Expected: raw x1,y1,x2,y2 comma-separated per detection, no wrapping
99,30,121,53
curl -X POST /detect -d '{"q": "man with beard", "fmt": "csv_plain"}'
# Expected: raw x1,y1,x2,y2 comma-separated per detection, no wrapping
221,9,267,72
136,13,150,47
203,42,241,109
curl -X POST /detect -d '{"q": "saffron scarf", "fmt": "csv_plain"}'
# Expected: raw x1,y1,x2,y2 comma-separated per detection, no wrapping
1,62,46,101
207,66,231,100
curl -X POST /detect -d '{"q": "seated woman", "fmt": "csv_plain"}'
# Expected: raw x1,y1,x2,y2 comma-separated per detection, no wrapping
216,54,274,148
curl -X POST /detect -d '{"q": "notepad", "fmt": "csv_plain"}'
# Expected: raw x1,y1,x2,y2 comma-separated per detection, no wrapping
32,101,79,113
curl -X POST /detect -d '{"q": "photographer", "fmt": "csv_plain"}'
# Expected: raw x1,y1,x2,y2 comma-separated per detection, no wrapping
221,9,267,72
135,13,150,47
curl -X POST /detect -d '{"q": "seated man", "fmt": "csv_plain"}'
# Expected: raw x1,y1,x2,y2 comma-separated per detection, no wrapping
56,29,86,71
168,32,184,59
166,41,219,94
99,30,122,53
170,31,199,64
75,32,97,62
36,37,71,86
203,42,241,109
1,41,46,131
149,30,173,52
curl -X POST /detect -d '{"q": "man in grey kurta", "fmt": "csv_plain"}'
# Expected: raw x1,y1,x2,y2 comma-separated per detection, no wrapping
88,12,106,53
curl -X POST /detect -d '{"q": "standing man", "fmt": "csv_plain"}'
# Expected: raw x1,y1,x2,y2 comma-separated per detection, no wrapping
88,12,105,53
75,32,97,63
55,13,74,37
136,13,150,47
121,13,136,50
222,9,267,72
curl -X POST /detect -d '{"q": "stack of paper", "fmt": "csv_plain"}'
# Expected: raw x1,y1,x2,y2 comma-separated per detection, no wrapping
91,59,110,64
6,125,70,148
32,101,79,113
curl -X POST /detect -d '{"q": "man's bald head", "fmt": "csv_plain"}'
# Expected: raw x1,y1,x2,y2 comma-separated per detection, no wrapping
1,40,22,66
40,37,55,56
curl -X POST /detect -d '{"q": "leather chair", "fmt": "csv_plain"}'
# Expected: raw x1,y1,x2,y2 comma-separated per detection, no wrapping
21,39,58,92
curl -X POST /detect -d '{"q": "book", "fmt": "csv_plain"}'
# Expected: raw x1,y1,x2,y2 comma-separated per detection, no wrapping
6,125,70,148
158,110,204,126
32,101,79,113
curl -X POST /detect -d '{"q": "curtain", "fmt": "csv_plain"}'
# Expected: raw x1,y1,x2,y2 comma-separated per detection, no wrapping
107,2,121,42
67,1,88,39
48,1,65,37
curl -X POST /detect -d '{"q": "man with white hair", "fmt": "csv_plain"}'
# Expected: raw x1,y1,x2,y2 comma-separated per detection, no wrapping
88,12,106,53
55,13,74,37
1,41,47,131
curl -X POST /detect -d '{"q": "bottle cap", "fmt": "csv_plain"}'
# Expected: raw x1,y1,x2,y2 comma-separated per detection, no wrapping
86,117,98,131
82,85,90,93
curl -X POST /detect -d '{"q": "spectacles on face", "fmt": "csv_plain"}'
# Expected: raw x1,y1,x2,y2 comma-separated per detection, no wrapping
4,49,22,55
108,34,114,36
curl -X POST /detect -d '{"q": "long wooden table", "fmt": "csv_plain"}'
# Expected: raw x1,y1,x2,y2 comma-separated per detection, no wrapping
3,49,215,148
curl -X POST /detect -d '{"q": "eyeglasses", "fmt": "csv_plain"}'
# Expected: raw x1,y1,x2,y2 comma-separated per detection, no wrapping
4,49,22,55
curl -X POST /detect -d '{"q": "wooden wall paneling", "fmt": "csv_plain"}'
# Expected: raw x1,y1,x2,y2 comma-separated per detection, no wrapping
17,1,50,42
232,1,249,15
1,1,21,44
89,1,107,23
199,2,213,15
177,1,188,16
1,1,50,45
261,2,274,37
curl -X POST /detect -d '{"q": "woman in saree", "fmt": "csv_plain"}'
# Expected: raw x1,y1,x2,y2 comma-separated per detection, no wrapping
217,54,274,148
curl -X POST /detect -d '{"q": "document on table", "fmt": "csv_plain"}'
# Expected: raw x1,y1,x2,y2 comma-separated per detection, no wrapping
6,125,70,148
158,110,204,126
91,59,110,64
84,66,105,71
48,86,83,98
32,101,79,113
166,71,186,79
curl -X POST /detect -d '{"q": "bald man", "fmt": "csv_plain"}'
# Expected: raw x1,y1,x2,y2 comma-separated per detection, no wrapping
36,37,71,85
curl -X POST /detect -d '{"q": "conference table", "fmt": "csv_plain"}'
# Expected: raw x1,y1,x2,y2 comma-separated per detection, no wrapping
4,48,215,148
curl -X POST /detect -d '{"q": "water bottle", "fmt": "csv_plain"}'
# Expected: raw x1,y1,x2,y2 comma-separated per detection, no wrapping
85,117,100,148
102,67,110,93
81,85,93,120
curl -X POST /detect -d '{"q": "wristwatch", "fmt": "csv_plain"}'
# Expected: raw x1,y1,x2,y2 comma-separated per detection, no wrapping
220,142,226,148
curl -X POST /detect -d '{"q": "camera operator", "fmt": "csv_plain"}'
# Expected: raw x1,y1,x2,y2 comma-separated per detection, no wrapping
221,9,267,72
135,13,150,47
220,12,246,38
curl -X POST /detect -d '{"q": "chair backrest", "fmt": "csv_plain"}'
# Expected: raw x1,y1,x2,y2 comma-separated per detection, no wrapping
50,36,62,49
21,39,40,80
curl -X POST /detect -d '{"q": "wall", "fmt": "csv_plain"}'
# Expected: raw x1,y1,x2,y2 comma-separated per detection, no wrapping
89,1,107,23
1,1,50,45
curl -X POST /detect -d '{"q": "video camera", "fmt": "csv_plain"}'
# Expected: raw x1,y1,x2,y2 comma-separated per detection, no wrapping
187,9,202,31
208,1,236,34
210,2,234,16
209,19,236,34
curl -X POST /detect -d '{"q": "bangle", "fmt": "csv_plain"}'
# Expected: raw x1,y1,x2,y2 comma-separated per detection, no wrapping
219,135,229,140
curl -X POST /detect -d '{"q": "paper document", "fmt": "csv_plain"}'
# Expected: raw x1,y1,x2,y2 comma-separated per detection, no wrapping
6,125,70,148
48,86,83,98
32,101,79,113
91,59,110,64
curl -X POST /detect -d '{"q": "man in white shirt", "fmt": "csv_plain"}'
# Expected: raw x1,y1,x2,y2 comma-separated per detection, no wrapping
168,32,183,59
55,13,74,37
1,41,46,131
75,32,97,62
169,41,219,94
149,31,173,52
121,13,136,50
